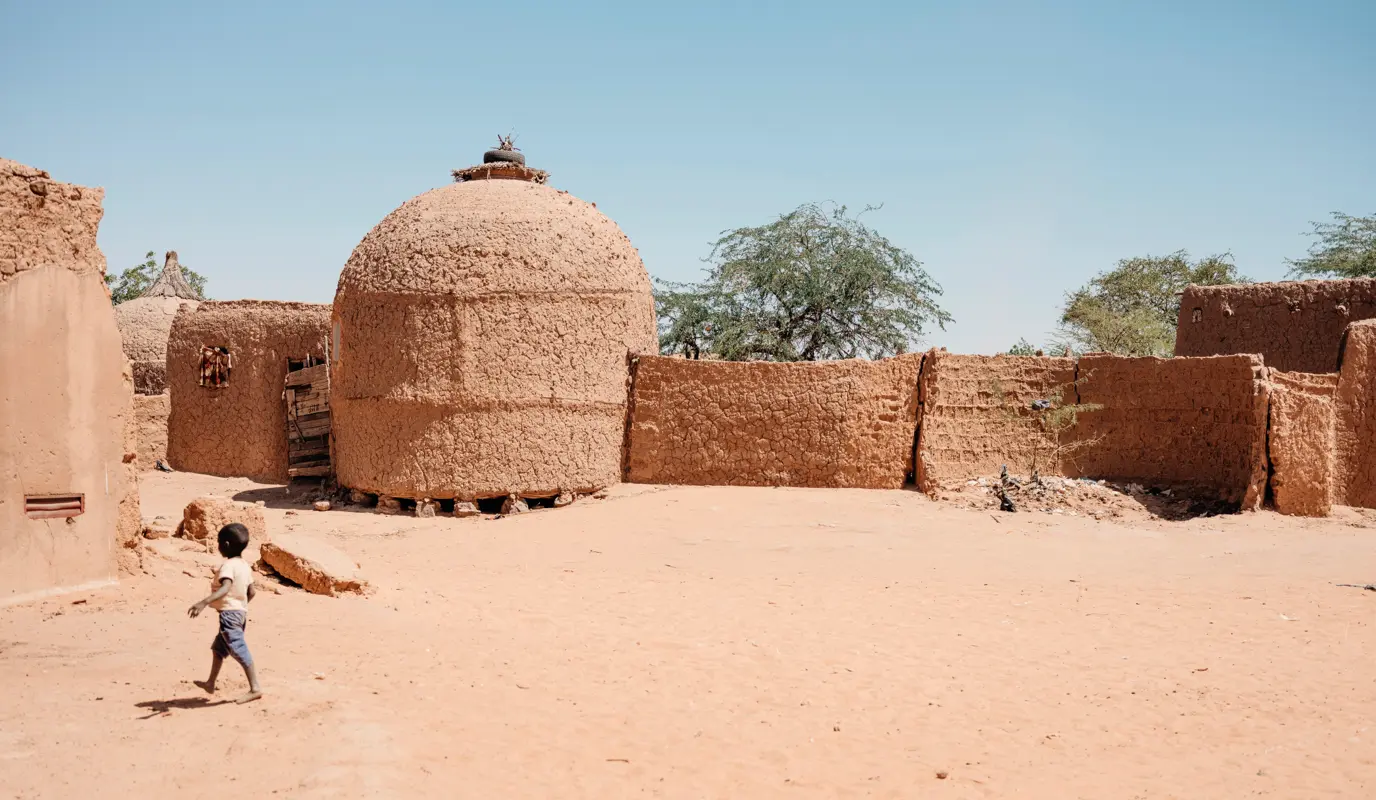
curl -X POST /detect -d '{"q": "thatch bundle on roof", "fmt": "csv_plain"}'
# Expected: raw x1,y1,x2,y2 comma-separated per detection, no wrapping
142,251,201,300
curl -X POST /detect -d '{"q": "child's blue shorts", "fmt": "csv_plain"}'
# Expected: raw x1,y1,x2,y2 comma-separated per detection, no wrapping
211,610,253,667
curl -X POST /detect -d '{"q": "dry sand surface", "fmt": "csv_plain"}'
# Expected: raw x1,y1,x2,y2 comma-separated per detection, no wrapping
4,473,1376,798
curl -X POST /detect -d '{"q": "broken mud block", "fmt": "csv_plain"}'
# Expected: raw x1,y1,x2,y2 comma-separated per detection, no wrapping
259,534,367,597
313,500,331,512
453,501,480,518
348,489,372,506
501,495,529,515
177,497,266,551
416,499,438,518
141,516,176,540
376,495,401,515
554,491,575,508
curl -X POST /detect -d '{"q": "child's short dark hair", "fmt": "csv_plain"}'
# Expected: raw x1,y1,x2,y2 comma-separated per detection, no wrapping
218,523,250,558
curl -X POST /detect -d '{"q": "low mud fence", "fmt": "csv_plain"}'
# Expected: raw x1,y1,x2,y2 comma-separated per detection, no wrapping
625,354,922,489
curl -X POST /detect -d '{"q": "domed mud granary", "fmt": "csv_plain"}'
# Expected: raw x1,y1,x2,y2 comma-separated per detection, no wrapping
331,144,657,502
114,251,202,394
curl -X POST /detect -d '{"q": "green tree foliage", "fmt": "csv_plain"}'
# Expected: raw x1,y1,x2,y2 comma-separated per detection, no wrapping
1006,338,1039,356
1286,212,1376,279
656,203,952,361
1052,251,1247,357
105,251,208,304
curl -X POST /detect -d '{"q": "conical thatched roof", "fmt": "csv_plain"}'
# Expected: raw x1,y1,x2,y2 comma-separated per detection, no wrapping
141,250,201,299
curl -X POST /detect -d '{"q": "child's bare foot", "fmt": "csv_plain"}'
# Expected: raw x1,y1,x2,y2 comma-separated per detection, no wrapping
193,680,216,695
234,690,263,704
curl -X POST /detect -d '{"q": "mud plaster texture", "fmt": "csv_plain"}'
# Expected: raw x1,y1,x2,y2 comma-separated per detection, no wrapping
914,351,1077,492
166,301,331,484
1334,319,1376,509
625,355,921,489
133,393,170,470
1072,354,1270,507
1266,371,1337,517
1175,279,1376,373
115,296,200,394
332,179,656,500
0,159,139,605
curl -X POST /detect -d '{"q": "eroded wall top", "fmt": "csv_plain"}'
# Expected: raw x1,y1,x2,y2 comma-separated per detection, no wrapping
0,159,106,285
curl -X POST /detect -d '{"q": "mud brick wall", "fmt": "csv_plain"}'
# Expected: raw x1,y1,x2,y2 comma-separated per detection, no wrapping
1267,372,1338,517
626,354,922,489
1072,355,1270,506
1176,280,1376,373
914,352,1077,492
166,301,331,483
0,158,106,285
1334,320,1376,509
133,393,171,471
1,159,139,604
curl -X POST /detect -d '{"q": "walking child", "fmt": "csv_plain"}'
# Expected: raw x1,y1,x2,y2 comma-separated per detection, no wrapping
188,523,263,703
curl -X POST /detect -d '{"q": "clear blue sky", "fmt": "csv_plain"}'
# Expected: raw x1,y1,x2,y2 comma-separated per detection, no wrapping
3,0,1372,354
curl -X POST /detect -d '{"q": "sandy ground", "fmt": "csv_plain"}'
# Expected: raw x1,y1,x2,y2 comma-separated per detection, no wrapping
3,473,1376,799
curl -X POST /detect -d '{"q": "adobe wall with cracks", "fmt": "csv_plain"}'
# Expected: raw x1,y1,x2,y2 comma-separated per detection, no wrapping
913,352,1077,493
912,352,1271,507
166,300,331,483
1071,354,1271,507
1175,279,1376,373
1,159,139,606
1333,319,1376,509
625,354,922,489
1266,371,1338,517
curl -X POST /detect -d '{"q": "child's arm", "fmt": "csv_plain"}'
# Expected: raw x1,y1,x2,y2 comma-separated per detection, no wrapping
247,582,257,603
188,578,231,618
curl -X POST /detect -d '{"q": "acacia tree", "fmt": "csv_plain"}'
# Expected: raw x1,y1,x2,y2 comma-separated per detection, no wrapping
1052,251,1246,357
105,250,208,304
1286,212,1376,279
656,203,951,361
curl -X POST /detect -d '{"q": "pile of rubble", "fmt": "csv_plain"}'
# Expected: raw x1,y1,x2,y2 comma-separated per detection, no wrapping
941,468,1237,521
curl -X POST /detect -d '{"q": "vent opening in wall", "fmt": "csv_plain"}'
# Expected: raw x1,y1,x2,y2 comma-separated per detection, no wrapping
25,494,85,520
1191,308,1203,323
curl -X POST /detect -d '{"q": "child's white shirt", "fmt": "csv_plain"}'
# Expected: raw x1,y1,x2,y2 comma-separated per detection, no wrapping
210,557,252,612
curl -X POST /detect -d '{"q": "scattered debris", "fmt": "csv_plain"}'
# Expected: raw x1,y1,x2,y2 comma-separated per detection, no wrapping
501,495,529,515
554,491,575,508
313,500,331,512
453,501,481,518
1335,583,1376,591
154,460,174,473
376,496,401,516
936,771,949,780
944,473,1238,521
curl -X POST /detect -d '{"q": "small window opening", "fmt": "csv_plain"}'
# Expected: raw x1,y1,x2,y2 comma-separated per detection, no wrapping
1191,308,1202,323
25,494,84,520
198,346,233,388
437,499,456,514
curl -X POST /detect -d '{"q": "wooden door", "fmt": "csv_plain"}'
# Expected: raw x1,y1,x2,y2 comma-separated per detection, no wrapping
285,362,331,478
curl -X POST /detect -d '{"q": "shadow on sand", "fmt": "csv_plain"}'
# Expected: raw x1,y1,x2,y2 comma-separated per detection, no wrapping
134,696,230,719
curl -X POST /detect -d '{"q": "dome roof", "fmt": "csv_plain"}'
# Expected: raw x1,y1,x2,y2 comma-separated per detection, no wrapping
336,179,651,298
115,295,199,362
